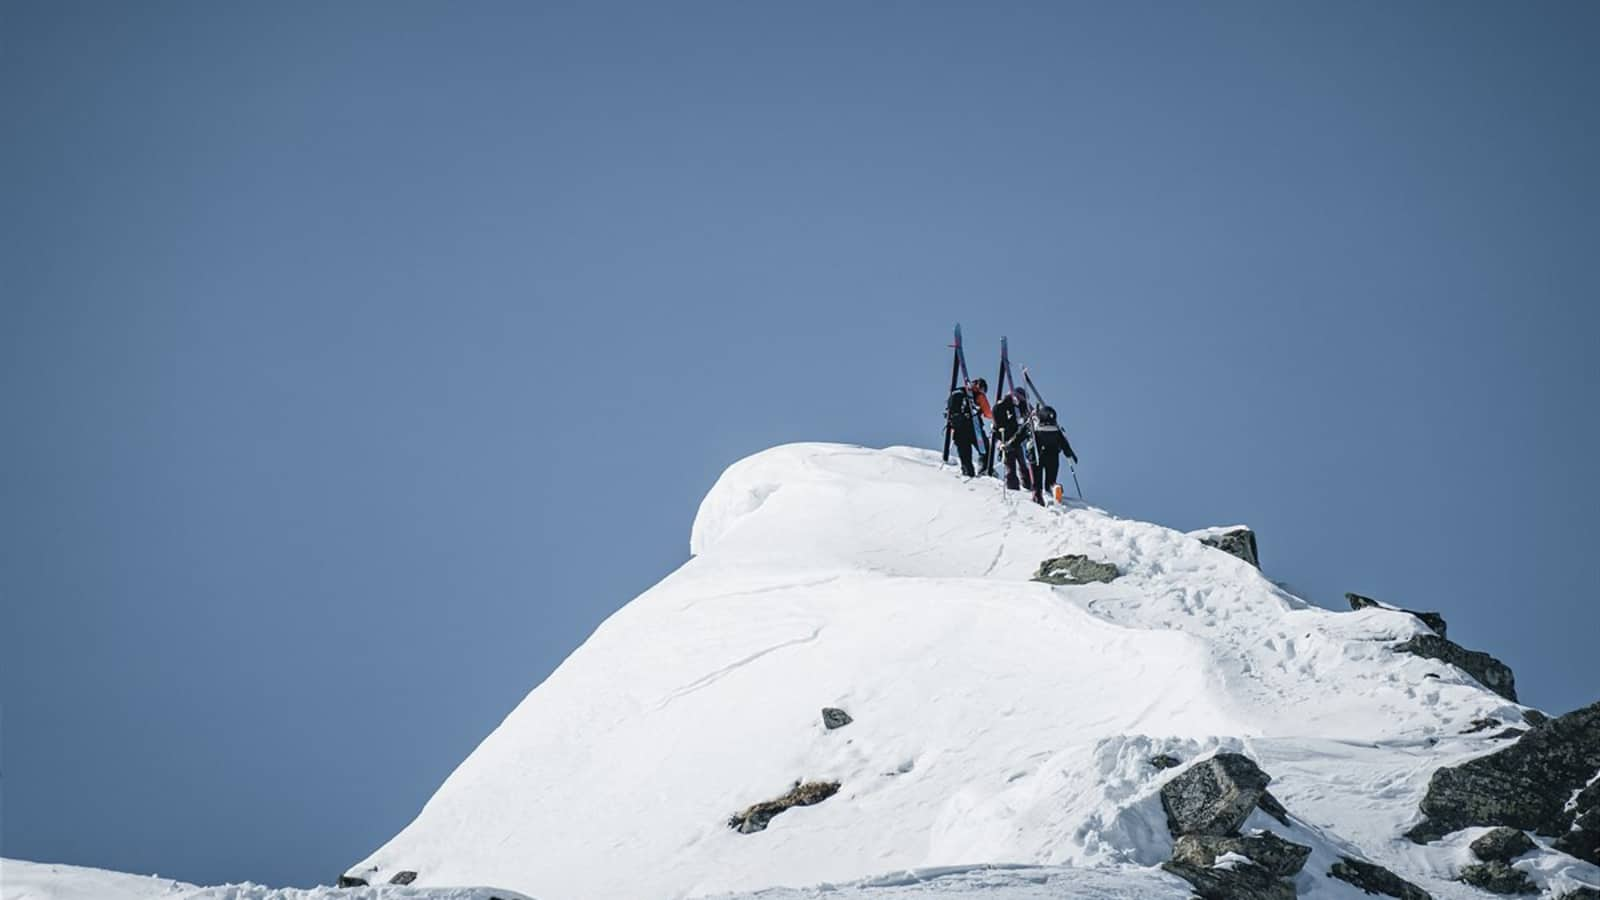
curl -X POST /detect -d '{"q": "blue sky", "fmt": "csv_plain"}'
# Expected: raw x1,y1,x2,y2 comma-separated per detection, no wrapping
2,0,1596,888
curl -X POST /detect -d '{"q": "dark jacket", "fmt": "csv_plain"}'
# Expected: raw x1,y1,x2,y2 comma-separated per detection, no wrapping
993,396,1028,444
1033,423,1076,464
947,388,977,437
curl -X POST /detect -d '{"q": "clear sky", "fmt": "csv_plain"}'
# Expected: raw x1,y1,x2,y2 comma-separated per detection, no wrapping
2,0,1596,888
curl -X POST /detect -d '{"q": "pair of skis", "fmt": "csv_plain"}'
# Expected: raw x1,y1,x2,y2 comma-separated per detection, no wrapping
1021,366,1084,501
984,336,1034,489
941,324,989,465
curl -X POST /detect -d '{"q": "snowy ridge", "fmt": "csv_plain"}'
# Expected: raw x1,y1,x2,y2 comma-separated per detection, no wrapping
0,859,532,900
331,443,1589,899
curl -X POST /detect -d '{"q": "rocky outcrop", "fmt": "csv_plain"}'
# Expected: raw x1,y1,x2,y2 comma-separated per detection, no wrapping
728,780,841,834
1392,634,1517,702
1161,753,1273,837
1161,859,1295,900
1459,861,1537,894
821,707,853,730
1408,699,1600,843
1556,889,1600,900
1256,790,1292,827
1032,555,1121,586
1172,832,1311,877
1328,856,1434,900
1347,593,1447,638
1554,803,1600,865
1195,527,1260,568
337,874,369,888
1470,827,1535,862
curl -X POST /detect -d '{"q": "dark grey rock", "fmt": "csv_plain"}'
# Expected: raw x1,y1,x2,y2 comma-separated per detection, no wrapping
1328,856,1434,900
821,707,853,730
1172,832,1312,877
389,871,418,886
1464,718,1499,734
1150,753,1182,770
1347,593,1448,638
1198,528,1260,568
729,780,841,834
1555,889,1600,900
1491,727,1528,741
1459,861,1538,894
1162,860,1295,900
1553,805,1600,865
1257,791,1292,827
1161,753,1273,837
1031,555,1121,586
1408,699,1600,842
1393,634,1517,702
1470,827,1536,862
1524,710,1550,727
337,875,369,888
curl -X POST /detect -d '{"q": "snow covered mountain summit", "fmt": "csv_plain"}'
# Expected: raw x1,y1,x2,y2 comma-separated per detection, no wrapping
343,443,1596,900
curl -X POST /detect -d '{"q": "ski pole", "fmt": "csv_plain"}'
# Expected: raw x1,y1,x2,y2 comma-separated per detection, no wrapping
1069,463,1084,500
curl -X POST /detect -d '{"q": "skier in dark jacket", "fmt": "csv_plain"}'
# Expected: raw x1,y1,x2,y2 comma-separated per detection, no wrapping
1030,405,1077,505
946,378,989,477
991,388,1033,491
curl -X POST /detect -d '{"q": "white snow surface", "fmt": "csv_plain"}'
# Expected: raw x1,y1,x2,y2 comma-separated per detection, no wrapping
22,444,1594,900
0,859,531,900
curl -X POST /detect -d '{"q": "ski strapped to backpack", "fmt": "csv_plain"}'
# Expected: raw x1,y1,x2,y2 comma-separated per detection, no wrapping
943,324,989,464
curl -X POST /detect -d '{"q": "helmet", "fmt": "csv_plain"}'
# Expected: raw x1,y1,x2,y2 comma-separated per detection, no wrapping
971,378,988,392
1011,387,1027,402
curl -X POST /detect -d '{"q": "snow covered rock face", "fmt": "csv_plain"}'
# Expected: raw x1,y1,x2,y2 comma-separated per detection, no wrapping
344,444,1572,900
1393,633,1518,702
1190,526,1261,568
1347,592,1448,639
1409,699,1600,842
1030,554,1120,585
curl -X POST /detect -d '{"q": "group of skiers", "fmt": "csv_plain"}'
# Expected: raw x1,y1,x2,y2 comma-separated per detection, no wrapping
946,376,1078,506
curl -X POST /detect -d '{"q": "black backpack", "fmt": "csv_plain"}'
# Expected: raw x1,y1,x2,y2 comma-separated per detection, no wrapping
947,388,975,421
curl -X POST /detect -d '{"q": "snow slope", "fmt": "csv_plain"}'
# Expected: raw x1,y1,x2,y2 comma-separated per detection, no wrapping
332,442,1597,900
0,859,531,900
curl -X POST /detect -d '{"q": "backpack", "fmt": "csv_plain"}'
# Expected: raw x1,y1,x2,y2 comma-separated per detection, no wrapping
947,388,975,422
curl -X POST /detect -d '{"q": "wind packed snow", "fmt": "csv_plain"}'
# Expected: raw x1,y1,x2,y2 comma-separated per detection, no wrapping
0,859,531,900
334,443,1590,900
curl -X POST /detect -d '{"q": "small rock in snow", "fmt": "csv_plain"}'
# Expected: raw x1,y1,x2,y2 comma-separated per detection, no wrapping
1031,555,1121,586
1194,527,1260,569
728,780,842,834
1459,860,1538,894
1162,858,1293,900
1327,856,1434,900
1150,753,1182,770
388,870,419,885
821,707,853,730
1470,827,1536,862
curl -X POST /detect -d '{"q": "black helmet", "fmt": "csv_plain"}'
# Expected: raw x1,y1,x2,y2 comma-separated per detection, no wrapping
1011,387,1027,402
971,378,988,392
1038,405,1058,425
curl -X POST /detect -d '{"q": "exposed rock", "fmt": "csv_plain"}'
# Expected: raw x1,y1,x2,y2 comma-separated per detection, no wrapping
1459,861,1538,894
728,780,841,834
1347,593,1448,638
1408,700,1600,842
1257,791,1292,827
389,871,419,885
1553,805,1600,864
1464,718,1500,734
1392,634,1517,702
1196,527,1260,569
1470,827,1536,862
1524,710,1550,727
1150,753,1182,770
821,707,853,730
1162,860,1295,900
1555,889,1600,900
1161,753,1272,837
1031,555,1121,586
336,875,369,888
1328,856,1434,900
1491,727,1528,741
1172,832,1312,877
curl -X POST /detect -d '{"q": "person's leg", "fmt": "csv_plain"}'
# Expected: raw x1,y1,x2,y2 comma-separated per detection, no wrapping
1003,444,1021,489
1042,456,1061,502
956,432,976,477
1031,461,1045,504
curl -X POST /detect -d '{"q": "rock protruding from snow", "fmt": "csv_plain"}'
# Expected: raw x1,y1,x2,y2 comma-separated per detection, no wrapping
1471,827,1537,862
1160,753,1272,837
1459,860,1539,894
1189,526,1260,568
1160,858,1294,900
821,707,853,730
1170,832,1310,877
1031,554,1120,585
1346,592,1448,638
1554,783,1600,864
390,871,419,885
1408,699,1600,843
729,781,841,834
1328,856,1434,900
1393,634,1518,701
1149,753,1181,771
